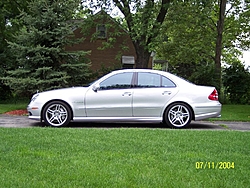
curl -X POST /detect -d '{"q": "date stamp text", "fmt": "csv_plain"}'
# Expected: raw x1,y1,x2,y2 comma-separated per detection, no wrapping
195,162,235,169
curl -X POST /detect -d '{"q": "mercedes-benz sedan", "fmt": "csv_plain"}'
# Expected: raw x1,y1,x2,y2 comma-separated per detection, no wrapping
27,69,221,128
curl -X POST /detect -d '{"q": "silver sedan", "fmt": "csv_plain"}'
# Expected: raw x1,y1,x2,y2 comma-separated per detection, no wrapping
27,69,221,128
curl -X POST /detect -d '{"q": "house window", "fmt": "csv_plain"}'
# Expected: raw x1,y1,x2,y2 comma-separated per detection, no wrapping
96,24,107,38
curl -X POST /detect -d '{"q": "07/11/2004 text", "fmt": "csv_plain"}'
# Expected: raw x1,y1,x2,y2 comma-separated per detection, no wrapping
195,162,235,169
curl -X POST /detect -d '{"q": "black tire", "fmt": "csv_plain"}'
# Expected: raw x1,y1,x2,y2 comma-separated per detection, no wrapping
43,101,72,127
164,103,192,128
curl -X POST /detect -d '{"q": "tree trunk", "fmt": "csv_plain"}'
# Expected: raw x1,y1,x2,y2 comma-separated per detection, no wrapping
215,0,227,92
133,41,151,68
113,0,170,69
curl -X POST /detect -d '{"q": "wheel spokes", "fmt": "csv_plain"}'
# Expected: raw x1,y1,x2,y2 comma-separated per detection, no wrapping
46,104,68,126
168,105,190,127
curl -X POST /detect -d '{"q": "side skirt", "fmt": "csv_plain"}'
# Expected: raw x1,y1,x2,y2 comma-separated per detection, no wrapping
73,117,162,123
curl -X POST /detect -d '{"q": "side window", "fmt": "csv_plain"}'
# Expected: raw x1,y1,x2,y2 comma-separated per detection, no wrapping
138,72,161,87
100,72,133,90
137,72,176,88
162,76,176,87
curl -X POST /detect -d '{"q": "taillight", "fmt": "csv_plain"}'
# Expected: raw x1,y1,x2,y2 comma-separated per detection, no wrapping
208,89,219,101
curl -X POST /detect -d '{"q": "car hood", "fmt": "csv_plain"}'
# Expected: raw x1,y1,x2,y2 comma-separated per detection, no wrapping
36,87,89,99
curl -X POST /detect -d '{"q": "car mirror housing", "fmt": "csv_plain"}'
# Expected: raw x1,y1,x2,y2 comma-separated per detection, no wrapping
92,84,100,92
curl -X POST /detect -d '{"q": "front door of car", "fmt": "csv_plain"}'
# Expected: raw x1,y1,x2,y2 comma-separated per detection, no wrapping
132,72,178,117
85,72,134,117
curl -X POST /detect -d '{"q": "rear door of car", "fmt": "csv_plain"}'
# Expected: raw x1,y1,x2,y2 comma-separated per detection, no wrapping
132,72,179,117
85,72,134,117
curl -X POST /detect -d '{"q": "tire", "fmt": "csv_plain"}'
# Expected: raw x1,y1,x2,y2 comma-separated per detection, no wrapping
43,101,72,127
164,103,192,128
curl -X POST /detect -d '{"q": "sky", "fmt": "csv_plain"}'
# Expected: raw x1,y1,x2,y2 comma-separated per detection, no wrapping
241,51,250,67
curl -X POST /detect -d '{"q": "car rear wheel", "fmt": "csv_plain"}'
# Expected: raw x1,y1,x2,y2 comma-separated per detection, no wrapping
165,103,192,128
43,101,71,127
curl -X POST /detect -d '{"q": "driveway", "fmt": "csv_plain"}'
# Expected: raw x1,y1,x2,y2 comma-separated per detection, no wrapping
0,114,250,130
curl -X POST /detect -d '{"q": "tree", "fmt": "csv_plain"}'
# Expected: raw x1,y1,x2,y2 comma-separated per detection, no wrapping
0,0,31,68
154,0,250,91
2,0,91,96
223,62,250,104
0,0,32,100
83,0,171,68
214,0,227,91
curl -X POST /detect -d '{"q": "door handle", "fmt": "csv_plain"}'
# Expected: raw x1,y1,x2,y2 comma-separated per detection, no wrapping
122,92,132,96
162,91,172,95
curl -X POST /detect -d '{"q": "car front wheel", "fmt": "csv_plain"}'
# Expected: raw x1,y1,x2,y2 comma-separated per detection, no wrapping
43,101,72,127
165,103,192,128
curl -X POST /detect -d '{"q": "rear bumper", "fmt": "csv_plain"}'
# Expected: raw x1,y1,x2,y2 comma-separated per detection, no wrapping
194,103,221,120
195,111,221,120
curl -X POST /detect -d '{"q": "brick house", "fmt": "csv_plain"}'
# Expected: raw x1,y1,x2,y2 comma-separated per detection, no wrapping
66,12,139,72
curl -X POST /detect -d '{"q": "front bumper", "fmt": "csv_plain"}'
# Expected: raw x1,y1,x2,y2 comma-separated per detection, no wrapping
27,105,41,121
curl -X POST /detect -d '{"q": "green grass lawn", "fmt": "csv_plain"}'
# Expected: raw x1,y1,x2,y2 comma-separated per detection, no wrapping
211,105,250,122
0,102,28,114
0,128,249,187
0,103,249,187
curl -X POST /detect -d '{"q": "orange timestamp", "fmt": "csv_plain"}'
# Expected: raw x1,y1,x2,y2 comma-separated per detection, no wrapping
196,162,235,169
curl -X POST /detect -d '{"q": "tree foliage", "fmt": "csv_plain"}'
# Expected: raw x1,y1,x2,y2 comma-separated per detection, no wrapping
223,62,250,104
0,0,33,100
2,0,91,96
155,0,250,91
0,0,31,62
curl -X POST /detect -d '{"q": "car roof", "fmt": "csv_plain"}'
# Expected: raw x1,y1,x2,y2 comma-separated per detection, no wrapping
112,69,171,75
111,68,175,78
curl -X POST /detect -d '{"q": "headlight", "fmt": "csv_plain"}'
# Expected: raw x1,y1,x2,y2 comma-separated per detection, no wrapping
31,94,39,102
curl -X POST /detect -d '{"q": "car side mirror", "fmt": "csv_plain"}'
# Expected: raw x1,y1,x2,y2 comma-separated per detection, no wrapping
92,84,100,92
